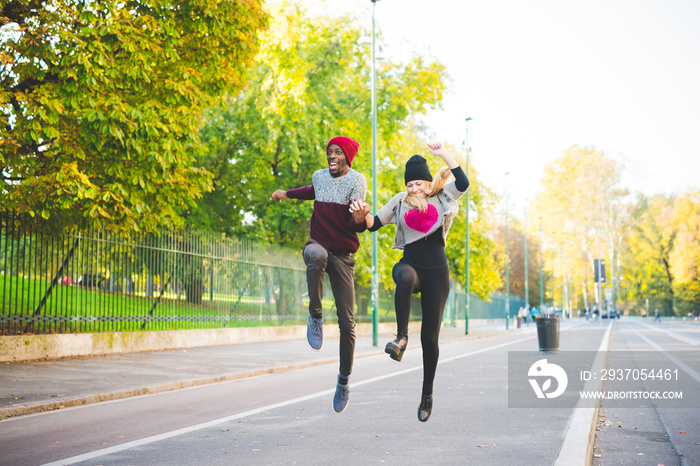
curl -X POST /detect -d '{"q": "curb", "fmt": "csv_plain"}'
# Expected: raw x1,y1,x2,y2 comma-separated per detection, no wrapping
554,321,613,466
0,322,400,363
0,355,348,420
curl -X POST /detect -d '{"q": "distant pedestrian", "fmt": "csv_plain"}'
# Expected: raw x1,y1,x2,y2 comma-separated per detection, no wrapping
270,136,367,414
350,141,469,422
654,308,661,322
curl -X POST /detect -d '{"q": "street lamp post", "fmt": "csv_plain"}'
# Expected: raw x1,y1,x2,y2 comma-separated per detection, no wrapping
464,117,472,335
539,217,544,310
559,247,564,315
370,0,381,346
551,247,555,310
505,172,510,329
524,213,529,316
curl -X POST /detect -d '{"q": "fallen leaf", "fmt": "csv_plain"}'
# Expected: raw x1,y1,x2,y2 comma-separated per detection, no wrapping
680,431,686,434
477,445,488,448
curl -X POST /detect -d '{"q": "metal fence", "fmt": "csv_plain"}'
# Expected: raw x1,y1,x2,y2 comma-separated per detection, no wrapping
1,212,521,335
1,212,314,334
444,286,527,327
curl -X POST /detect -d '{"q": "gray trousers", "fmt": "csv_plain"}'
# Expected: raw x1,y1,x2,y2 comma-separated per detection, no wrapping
303,241,356,377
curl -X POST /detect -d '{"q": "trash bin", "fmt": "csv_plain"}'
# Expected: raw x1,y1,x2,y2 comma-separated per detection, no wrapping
535,314,560,351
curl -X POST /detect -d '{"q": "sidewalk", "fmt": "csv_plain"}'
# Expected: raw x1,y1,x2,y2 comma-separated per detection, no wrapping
0,323,508,420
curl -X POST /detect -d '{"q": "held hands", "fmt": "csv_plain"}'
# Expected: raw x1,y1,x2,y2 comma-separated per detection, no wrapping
349,199,371,224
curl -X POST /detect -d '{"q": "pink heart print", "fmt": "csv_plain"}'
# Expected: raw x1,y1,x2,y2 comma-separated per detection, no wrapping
404,204,439,233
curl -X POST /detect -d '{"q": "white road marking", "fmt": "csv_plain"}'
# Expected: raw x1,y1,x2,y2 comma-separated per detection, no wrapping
633,326,700,384
638,321,700,346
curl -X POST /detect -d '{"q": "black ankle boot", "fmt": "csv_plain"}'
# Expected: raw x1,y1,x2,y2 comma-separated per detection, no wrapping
384,332,408,362
417,394,433,422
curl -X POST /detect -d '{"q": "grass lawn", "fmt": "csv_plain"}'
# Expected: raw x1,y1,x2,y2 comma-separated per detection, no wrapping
1,275,398,334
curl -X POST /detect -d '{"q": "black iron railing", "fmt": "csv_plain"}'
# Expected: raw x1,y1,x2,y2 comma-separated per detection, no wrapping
1,212,311,334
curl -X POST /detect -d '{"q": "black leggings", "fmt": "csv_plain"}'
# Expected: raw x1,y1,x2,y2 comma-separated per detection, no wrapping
392,261,451,396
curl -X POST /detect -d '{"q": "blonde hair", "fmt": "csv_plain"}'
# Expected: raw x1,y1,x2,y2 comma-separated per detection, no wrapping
403,167,452,212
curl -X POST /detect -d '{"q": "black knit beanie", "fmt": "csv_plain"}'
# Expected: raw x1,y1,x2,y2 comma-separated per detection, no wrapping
404,154,433,185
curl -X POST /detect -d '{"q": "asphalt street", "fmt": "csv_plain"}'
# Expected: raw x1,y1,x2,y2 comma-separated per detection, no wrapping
1,317,698,465
592,319,700,466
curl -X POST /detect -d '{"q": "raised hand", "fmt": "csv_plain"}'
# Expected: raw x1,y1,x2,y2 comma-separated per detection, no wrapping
426,142,459,169
426,142,449,158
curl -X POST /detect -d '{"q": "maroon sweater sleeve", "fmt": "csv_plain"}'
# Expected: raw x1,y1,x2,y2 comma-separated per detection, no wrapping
286,185,315,200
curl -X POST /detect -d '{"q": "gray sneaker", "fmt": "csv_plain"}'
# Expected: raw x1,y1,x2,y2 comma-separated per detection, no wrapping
307,314,323,351
333,380,349,413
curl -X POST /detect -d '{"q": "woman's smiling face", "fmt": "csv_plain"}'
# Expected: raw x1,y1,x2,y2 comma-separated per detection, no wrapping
406,179,427,198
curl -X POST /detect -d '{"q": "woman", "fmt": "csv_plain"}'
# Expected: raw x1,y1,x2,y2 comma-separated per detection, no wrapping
350,142,469,422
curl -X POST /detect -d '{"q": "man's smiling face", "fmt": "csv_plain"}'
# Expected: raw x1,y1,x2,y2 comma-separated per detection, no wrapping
327,143,350,177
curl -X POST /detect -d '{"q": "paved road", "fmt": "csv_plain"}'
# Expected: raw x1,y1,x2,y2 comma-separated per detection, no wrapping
2,320,611,466
1,318,698,465
593,319,700,466
0,326,506,419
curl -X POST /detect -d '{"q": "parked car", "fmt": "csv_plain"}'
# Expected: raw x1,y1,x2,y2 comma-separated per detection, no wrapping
601,309,620,319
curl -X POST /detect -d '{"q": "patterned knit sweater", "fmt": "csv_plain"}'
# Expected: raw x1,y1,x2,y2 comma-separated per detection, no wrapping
286,168,367,254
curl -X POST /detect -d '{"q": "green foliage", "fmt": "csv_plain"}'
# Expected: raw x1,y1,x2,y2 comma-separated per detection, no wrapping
530,145,630,311
191,2,502,306
621,192,700,315
1,0,268,234
527,146,700,315
670,191,700,314
620,194,675,312
443,157,501,301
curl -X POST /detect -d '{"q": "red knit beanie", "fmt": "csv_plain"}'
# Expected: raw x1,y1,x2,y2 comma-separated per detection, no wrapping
327,136,359,166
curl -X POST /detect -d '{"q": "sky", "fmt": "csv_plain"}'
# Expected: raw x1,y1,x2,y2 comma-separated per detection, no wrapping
298,0,700,212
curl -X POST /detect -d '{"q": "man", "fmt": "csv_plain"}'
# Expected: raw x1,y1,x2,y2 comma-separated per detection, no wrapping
270,136,367,414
